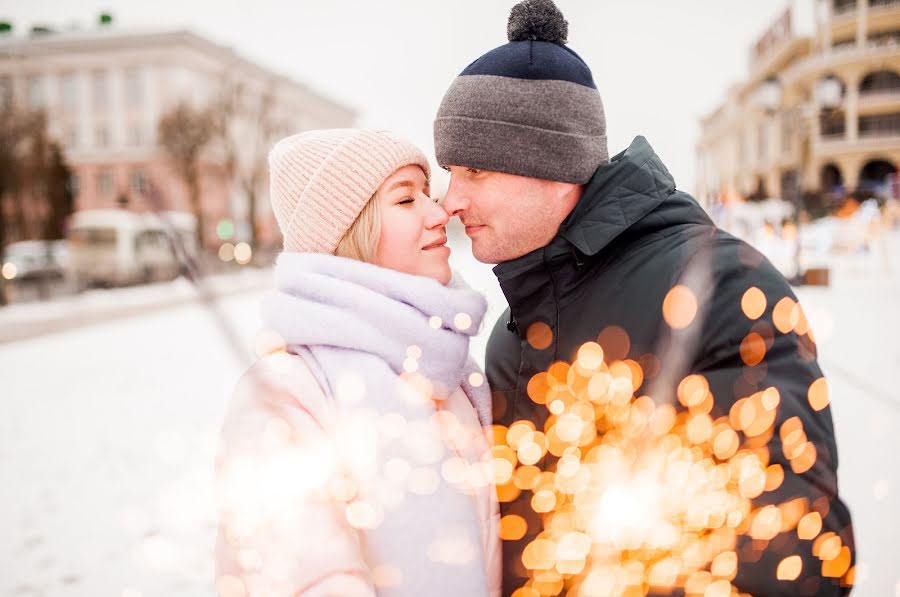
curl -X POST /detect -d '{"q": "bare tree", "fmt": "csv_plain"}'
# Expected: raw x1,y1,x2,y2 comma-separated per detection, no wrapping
0,108,15,306
214,77,283,251
158,103,216,250
0,107,50,305
43,142,74,241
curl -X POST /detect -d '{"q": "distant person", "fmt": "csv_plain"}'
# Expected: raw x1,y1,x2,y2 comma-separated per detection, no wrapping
215,129,500,596
433,0,855,594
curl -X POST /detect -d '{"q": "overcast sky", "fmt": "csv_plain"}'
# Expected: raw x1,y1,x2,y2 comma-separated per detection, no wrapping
1,0,793,193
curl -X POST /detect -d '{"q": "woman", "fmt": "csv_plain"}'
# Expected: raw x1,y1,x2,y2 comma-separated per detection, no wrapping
215,129,501,597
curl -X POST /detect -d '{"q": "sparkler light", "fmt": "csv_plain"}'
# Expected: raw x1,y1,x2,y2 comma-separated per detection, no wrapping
493,342,855,597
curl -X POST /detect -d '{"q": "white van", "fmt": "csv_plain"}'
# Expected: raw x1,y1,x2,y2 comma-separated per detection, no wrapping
67,209,197,288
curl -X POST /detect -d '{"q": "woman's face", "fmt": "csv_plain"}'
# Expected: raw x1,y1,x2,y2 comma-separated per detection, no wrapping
375,165,451,285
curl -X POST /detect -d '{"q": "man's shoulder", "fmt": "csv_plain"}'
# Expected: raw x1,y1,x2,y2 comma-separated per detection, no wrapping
706,230,797,299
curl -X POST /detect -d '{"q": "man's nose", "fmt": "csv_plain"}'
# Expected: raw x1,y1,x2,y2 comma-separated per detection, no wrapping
442,177,469,217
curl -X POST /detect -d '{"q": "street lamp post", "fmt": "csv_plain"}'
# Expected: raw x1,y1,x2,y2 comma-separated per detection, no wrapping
755,76,842,285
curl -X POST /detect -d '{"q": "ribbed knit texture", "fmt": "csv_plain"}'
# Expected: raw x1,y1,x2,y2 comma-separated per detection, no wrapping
433,0,608,184
268,129,431,253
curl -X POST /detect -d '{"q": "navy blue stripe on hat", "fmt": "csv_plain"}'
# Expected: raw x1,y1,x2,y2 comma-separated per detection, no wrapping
460,41,596,89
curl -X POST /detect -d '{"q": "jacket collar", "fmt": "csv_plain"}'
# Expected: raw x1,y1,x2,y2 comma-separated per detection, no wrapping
492,136,676,330
559,135,674,256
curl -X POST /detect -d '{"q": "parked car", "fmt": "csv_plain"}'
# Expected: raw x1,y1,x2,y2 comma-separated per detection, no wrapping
1,240,69,282
66,209,197,288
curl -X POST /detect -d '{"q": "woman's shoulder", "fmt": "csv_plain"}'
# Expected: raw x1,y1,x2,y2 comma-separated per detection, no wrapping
230,351,334,428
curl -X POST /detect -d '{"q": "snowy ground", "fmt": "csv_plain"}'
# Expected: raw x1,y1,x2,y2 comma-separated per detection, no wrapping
0,267,272,344
790,240,900,596
0,229,898,597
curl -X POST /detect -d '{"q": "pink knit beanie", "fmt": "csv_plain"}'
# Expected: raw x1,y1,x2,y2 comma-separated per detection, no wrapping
268,128,431,253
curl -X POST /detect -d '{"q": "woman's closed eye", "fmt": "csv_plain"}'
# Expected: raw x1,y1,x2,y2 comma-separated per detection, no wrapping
398,191,438,205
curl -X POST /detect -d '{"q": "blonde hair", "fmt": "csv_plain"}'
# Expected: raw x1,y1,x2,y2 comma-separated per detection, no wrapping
334,194,381,263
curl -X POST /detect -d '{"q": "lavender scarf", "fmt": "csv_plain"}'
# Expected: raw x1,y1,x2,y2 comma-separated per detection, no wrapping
261,252,492,596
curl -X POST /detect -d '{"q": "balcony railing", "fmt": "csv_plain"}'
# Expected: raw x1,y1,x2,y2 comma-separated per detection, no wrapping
784,39,900,84
826,37,900,57
859,112,900,136
833,0,857,15
833,0,900,17
858,129,900,138
868,31,900,47
832,39,856,50
870,0,900,9
857,92,900,115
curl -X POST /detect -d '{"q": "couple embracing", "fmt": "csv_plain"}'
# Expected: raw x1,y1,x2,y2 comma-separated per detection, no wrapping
216,1,853,596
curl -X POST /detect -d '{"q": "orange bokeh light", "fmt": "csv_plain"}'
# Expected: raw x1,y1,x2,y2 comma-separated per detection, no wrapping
773,297,800,334
663,285,698,329
741,287,767,320
776,555,803,581
740,332,767,366
807,377,830,412
527,321,554,350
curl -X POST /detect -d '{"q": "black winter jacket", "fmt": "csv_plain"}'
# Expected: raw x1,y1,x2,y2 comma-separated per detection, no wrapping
486,136,854,597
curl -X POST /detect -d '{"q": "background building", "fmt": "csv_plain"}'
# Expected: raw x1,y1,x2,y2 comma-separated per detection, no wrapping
696,0,900,211
0,22,356,249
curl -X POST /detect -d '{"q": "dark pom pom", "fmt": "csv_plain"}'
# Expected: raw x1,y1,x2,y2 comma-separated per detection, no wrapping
507,0,568,44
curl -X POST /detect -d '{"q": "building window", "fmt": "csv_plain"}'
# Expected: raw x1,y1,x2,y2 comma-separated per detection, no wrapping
780,170,800,200
124,67,142,108
92,70,108,109
130,169,146,195
833,0,856,15
860,69,900,94
96,126,110,148
819,164,844,196
61,72,77,113
128,125,142,147
0,76,11,110
27,74,45,108
68,173,80,198
65,128,78,149
97,171,114,196
820,111,846,137
859,112,900,137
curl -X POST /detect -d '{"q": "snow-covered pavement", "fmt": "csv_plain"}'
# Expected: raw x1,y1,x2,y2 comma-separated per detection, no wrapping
792,246,900,597
0,230,898,597
0,266,272,345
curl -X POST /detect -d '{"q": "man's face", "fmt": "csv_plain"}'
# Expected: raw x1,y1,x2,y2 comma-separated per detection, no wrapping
442,167,573,264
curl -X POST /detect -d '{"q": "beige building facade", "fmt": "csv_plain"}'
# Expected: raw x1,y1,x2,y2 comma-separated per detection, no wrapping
696,0,900,209
0,26,356,248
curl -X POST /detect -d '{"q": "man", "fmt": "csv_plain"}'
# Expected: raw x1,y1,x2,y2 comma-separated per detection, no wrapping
434,1,854,596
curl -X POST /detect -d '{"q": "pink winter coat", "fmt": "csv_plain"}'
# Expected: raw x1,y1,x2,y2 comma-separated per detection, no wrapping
215,352,501,597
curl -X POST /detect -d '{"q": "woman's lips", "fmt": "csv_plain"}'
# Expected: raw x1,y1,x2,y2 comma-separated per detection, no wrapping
422,236,448,251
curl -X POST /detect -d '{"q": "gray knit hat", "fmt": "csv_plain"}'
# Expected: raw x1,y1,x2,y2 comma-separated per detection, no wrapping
434,0,608,184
